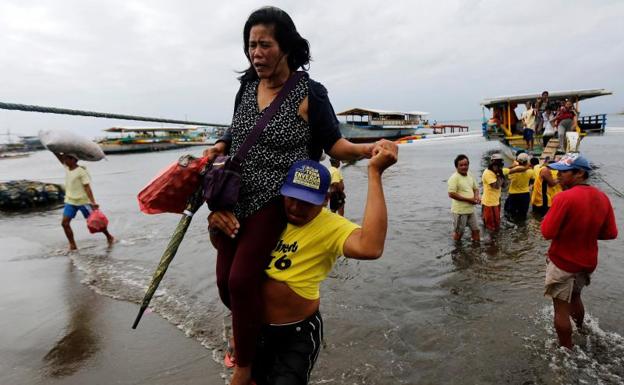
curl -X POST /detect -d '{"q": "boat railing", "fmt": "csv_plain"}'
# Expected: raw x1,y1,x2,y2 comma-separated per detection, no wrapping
431,125,469,134
370,119,419,126
578,114,607,132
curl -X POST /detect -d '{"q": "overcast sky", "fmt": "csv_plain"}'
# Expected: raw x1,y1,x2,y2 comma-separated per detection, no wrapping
1,0,623,138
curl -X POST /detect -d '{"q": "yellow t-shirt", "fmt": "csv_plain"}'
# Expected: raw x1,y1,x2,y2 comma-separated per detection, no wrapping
503,167,534,194
481,169,501,207
447,171,478,214
266,208,360,300
521,109,536,130
64,166,91,205
329,166,343,184
530,166,562,207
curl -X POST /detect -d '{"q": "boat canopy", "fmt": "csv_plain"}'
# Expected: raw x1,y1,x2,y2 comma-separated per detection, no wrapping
336,108,429,118
481,89,612,108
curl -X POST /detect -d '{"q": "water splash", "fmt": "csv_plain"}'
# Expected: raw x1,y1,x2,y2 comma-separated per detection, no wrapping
526,306,624,385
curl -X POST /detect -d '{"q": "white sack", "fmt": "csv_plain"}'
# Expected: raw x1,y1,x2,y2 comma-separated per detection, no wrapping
39,129,105,161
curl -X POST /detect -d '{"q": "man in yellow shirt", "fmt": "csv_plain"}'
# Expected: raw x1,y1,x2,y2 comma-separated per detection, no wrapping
531,157,562,215
210,143,398,385
521,102,536,151
481,153,505,232
503,153,534,221
447,154,480,241
55,153,114,250
328,158,345,216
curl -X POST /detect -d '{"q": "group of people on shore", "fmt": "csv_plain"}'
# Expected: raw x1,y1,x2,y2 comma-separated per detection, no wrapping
448,151,618,350
447,151,560,242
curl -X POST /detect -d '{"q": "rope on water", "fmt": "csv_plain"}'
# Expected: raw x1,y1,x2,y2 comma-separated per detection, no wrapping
596,174,624,199
0,101,229,127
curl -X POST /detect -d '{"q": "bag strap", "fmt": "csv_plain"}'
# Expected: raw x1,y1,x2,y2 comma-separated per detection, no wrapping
232,71,306,163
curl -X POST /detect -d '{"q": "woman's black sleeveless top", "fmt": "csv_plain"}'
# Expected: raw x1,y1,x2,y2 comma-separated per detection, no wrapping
229,76,310,219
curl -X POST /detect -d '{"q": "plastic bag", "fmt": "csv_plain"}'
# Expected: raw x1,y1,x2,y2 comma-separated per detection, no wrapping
39,129,106,161
137,155,209,214
87,209,109,233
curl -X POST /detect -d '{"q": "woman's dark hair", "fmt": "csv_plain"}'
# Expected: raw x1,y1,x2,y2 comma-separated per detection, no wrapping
240,6,311,81
454,154,469,168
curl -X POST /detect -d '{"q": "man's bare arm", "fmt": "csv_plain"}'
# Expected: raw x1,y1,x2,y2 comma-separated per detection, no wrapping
343,143,397,260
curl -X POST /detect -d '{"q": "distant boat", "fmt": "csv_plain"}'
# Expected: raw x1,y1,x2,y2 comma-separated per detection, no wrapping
97,126,219,154
336,108,428,143
0,130,34,158
481,88,612,158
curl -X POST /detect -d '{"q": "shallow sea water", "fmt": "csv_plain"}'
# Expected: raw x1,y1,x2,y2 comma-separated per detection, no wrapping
1,130,623,385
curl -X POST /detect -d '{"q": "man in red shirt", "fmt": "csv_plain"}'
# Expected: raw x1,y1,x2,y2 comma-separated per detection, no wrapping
541,153,618,349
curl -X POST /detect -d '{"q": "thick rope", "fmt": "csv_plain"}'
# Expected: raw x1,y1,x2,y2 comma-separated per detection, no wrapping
0,101,228,127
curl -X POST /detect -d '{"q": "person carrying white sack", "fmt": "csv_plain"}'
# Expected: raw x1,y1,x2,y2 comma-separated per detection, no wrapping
53,152,114,250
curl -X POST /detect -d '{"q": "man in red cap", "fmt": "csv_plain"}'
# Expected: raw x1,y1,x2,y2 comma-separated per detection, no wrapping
541,153,618,349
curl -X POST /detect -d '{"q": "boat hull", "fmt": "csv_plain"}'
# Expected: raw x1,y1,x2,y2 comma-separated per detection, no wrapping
99,142,196,154
339,124,415,143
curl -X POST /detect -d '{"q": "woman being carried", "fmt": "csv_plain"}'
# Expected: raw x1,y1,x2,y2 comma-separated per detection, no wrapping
206,7,381,385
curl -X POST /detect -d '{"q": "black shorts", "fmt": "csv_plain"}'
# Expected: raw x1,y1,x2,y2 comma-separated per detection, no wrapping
252,311,323,385
329,191,346,211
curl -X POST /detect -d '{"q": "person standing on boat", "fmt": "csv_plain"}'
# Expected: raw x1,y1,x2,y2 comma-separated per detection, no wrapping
481,153,505,233
447,154,480,241
503,153,534,221
555,100,578,152
54,153,114,250
541,154,617,349
328,158,346,216
521,102,536,152
204,7,379,385
541,108,556,148
534,91,549,135
530,157,562,216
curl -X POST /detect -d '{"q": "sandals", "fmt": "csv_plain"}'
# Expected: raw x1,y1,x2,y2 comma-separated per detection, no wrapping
224,338,236,368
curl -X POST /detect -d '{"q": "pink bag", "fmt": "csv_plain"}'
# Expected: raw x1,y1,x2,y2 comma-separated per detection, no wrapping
87,209,109,233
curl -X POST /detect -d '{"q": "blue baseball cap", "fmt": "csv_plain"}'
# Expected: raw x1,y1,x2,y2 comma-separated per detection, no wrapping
548,153,592,172
280,160,330,205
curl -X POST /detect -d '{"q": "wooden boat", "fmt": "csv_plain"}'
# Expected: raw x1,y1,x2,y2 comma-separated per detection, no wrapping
481,89,612,158
98,126,218,154
336,108,428,143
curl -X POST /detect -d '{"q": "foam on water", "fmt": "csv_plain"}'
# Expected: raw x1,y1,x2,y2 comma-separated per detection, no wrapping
525,306,624,385
65,241,228,366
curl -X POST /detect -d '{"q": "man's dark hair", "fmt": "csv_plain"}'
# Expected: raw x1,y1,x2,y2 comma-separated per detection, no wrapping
573,169,590,180
454,154,469,168
240,6,311,81
530,157,539,167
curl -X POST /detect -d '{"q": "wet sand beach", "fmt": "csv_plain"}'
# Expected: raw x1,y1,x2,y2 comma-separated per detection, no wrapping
0,243,222,385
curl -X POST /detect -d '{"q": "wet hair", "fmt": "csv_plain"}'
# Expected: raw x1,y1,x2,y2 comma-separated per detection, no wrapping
240,6,311,81
454,154,469,168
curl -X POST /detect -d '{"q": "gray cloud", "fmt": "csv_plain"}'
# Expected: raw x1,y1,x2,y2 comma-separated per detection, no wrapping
1,0,622,138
